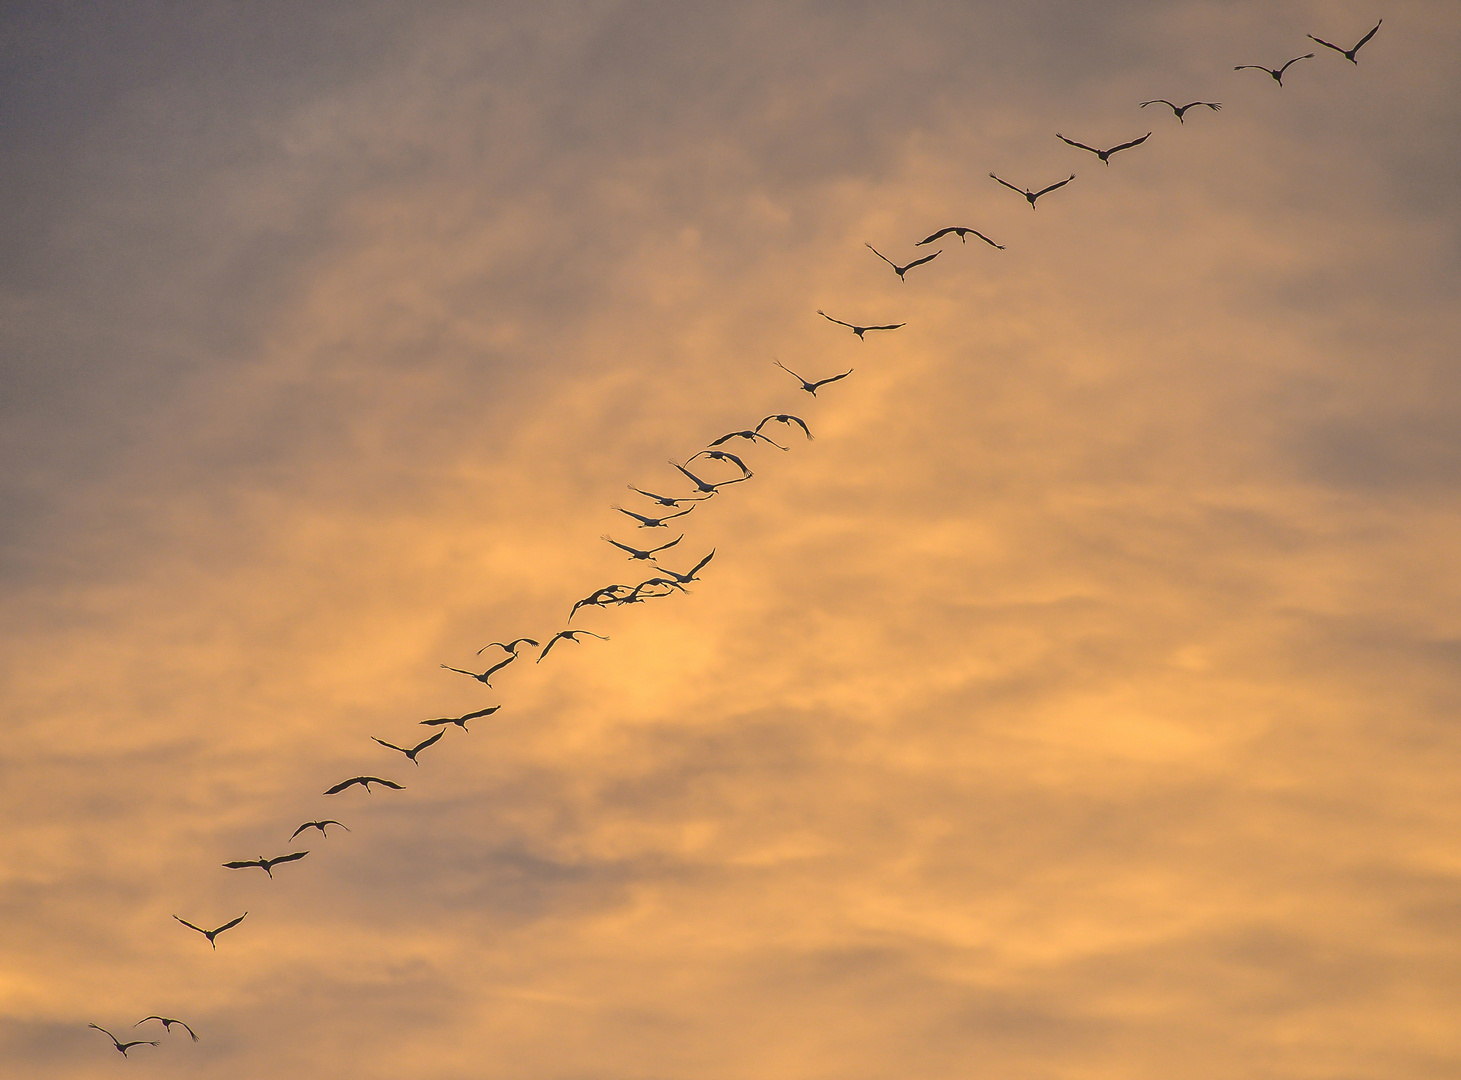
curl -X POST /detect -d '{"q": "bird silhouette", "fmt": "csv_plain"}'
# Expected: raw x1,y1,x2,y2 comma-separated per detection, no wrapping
623,576,688,602
372,730,444,765
172,912,247,948
440,652,516,687
323,776,404,796
1056,132,1150,164
1139,99,1221,122
989,172,1075,207
756,414,813,441
290,819,349,840
612,503,694,528
222,851,309,878
656,549,715,585
136,1016,199,1042
569,584,635,620
474,637,539,656
626,485,713,508
774,359,853,395
915,226,1004,249
709,429,787,450
864,243,941,282
668,460,751,493
601,534,683,561
688,448,752,476
419,704,500,730
1307,19,1381,63
89,1025,157,1056
1234,54,1314,85
537,630,610,663
816,312,905,339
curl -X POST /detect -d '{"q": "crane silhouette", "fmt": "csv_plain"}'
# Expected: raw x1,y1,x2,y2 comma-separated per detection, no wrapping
1234,54,1314,85
419,705,501,730
372,730,444,765
172,912,247,948
864,243,941,282
1056,132,1150,164
989,172,1075,207
88,1024,157,1056
915,226,1003,248
1307,19,1381,63
1139,99,1221,122
221,851,309,878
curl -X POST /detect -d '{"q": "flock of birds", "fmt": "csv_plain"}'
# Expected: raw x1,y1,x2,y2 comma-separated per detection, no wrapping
86,15,1384,1060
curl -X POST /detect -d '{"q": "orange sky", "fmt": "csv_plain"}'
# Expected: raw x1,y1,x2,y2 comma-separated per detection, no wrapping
3,2,1460,1078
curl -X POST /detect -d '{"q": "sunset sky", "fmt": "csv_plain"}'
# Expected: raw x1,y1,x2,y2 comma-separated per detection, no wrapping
3,2,1460,1078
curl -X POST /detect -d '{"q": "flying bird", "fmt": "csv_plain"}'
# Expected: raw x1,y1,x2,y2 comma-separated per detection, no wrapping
1307,19,1381,63
756,414,813,441
656,549,715,585
537,629,610,663
668,460,751,493
601,534,683,561
623,576,688,602
290,819,349,840
475,637,539,656
136,1016,199,1042
1234,54,1314,85
569,584,635,620
864,243,941,282
626,485,713,508
372,730,445,765
222,851,309,878
1139,99,1221,122
688,448,752,476
420,704,501,729
440,652,516,687
172,912,247,948
611,503,694,528
1056,131,1150,164
815,312,905,340
323,775,404,796
709,429,787,450
989,172,1075,208
774,359,853,395
915,226,1004,249
89,1025,157,1056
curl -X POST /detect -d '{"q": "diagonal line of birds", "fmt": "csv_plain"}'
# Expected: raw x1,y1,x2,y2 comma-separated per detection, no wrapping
87,12,1387,1057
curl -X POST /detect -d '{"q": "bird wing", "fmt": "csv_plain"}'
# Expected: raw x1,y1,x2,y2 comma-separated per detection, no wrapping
439,663,475,677
267,851,310,868
717,451,751,473
601,535,647,557
903,250,941,272
483,653,517,678
1108,132,1151,155
1190,101,1221,110
1278,53,1315,73
708,432,742,446
989,173,1025,194
1139,99,1176,110
537,633,567,661
1233,64,1268,72
367,777,404,790
668,461,711,487
815,311,855,331
1056,134,1100,154
411,731,444,754
614,505,654,524
373,737,409,754
867,320,907,330
173,916,207,934
1033,175,1076,198
648,535,684,554
89,1024,120,1045
660,507,693,521
967,230,1004,249
1351,19,1381,53
1305,33,1345,55
811,369,855,388
289,822,315,839
864,243,898,269
215,912,248,933
323,777,364,795
688,549,716,577
509,637,540,649
171,1020,199,1042
222,859,264,871
916,227,955,245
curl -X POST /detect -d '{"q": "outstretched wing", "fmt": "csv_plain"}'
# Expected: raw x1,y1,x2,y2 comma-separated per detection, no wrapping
1033,174,1076,198
988,173,1025,194
1278,53,1315,74
916,227,957,245
214,912,248,934
1233,64,1270,73
1107,132,1151,155
1055,134,1100,154
372,737,409,754
966,229,1004,249
864,243,898,270
1139,99,1176,111
366,776,404,790
903,250,941,272
323,777,363,795
268,851,310,868
411,731,445,755
222,859,263,871
1351,19,1382,54
648,535,684,555
816,311,855,330
1304,33,1346,55
811,369,856,388
172,916,206,935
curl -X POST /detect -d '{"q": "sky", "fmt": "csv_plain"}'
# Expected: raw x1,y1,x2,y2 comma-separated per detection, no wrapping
2,1,1460,1077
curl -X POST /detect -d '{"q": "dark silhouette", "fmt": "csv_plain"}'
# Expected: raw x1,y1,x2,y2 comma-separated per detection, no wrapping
420,705,500,730
1140,99,1221,122
865,243,941,282
668,460,751,493
757,414,814,441
1056,132,1151,164
657,549,715,585
916,226,1003,249
441,652,516,687
816,312,905,339
688,449,752,476
136,1016,199,1042
372,730,444,765
602,534,683,561
989,172,1075,208
172,912,247,948
627,485,712,508
222,851,309,878
709,429,786,450
89,1025,157,1056
611,504,694,528
1308,19,1381,63
475,637,539,656
290,819,349,840
323,776,404,795
570,584,634,620
538,630,609,663
1234,54,1314,85
775,359,853,395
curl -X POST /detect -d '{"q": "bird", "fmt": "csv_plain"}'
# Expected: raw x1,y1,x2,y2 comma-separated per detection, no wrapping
323,775,404,795
602,534,683,561
290,819,349,840
222,851,309,878
668,460,751,493
1056,131,1150,164
172,912,247,948
420,704,500,729
864,243,941,282
1139,99,1221,122
611,503,694,528
656,549,715,585
915,226,1004,249
569,584,635,620
440,652,516,687
688,448,752,476
372,730,444,765
626,485,713,508
709,429,787,450
624,576,688,601
474,637,539,656
537,630,609,663
774,359,853,395
1234,54,1314,85
989,172,1075,208
136,1016,199,1042
1307,19,1381,63
815,312,905,340
88,1025,158,1056
756,414,813,441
